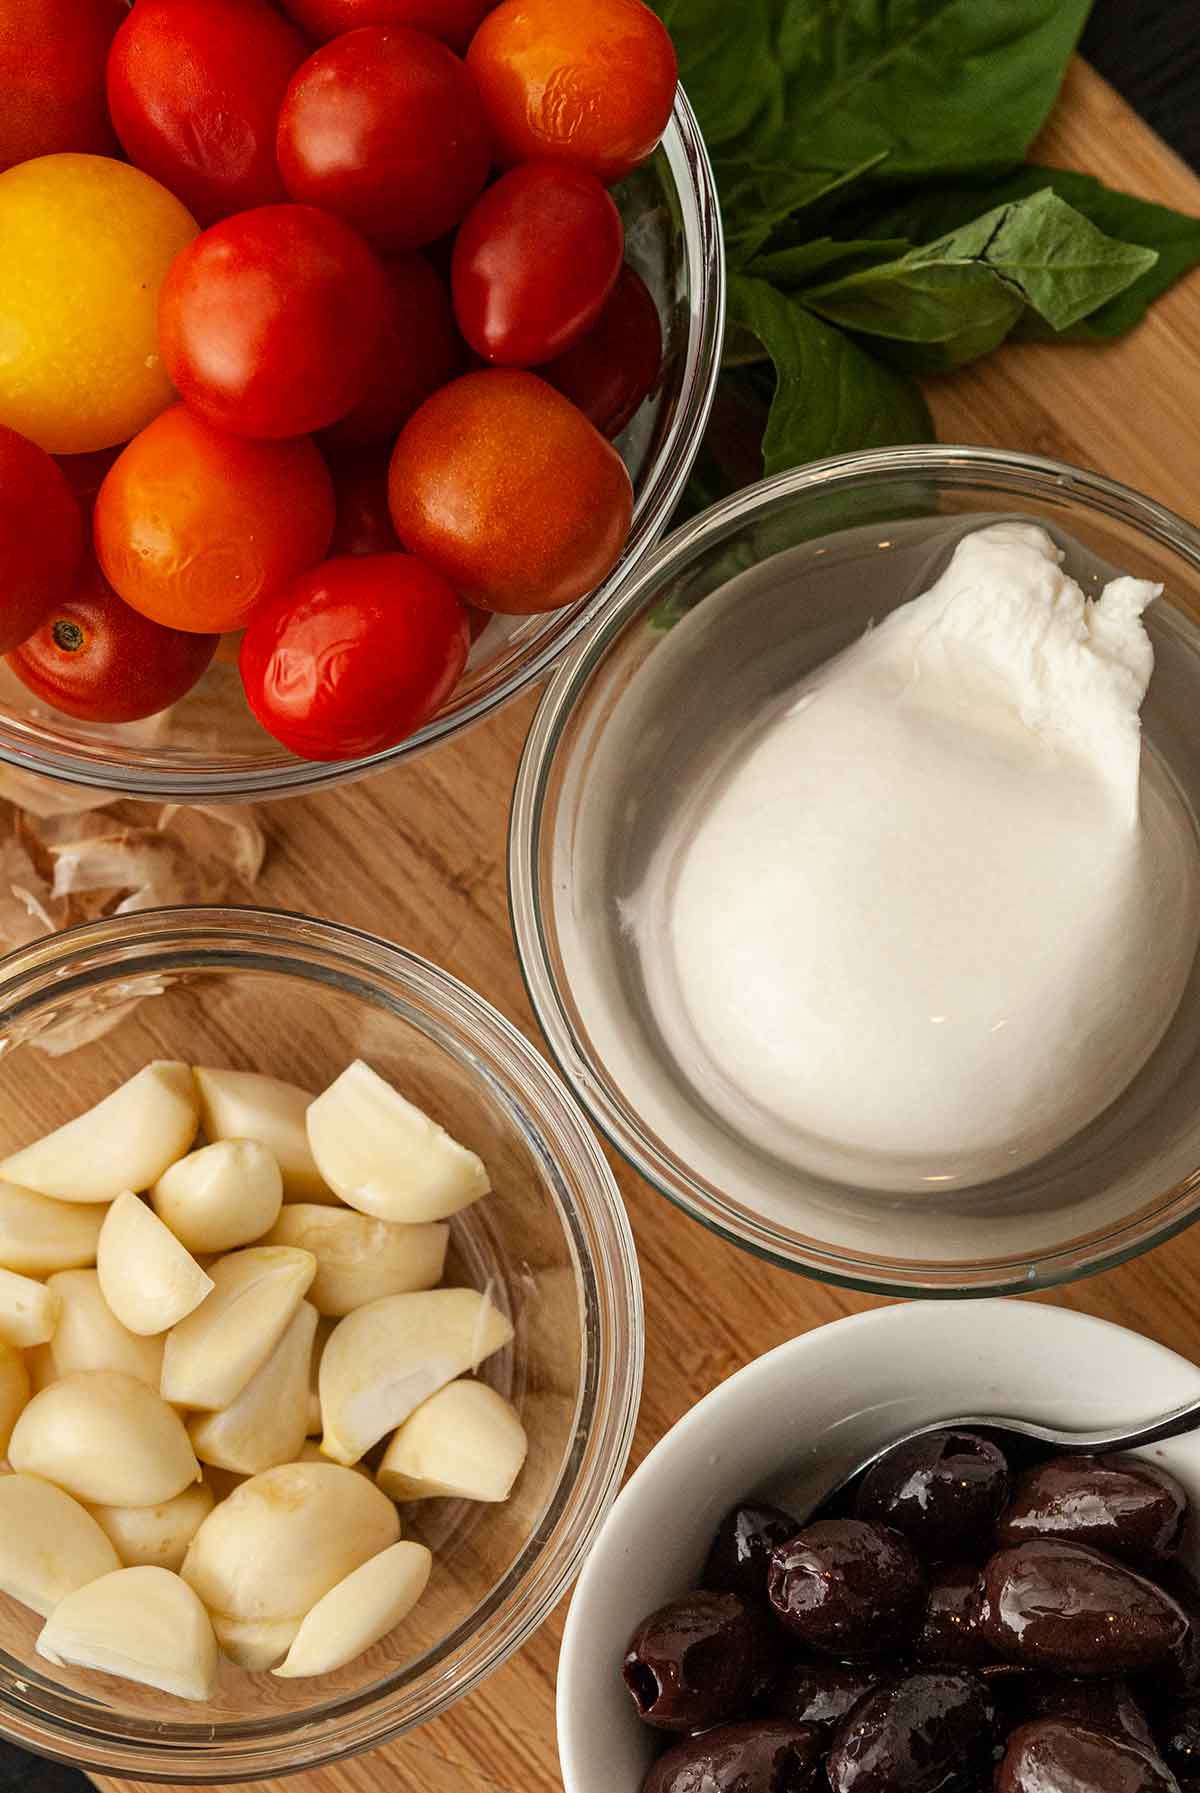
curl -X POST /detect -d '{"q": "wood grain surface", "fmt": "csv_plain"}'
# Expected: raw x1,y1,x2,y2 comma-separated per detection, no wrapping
96,58,1200,1793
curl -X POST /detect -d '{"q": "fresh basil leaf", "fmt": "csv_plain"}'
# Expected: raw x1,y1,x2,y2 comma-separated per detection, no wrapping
747,236,911,288
805,258,1023,369
728,274,934,473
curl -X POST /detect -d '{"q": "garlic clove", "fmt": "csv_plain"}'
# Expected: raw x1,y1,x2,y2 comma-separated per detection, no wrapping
37,1565,218,1701
376,1379,527,1503
0,1472,121,1616
189,1301,317,1476
212,1612,299,1672
87,1482,215,1573
307,1314,335,1435
319,1287,513,1466
0,1266,60,1348
274,1540,432,1678
43,1269,164,1389
25,1342,55,1392
262,1205,448,1317
151,1139,284,1255
0,1181,105,1276
296,1439,371,1478
0,1341,30,1457
0,1063,199,1204
181,1459,399,1623
160,1246,316,1411
8,1369,199,1506
194,1068,334,1204
97,1193,214,1336
306,1061,490,1224
203,1465,247,1503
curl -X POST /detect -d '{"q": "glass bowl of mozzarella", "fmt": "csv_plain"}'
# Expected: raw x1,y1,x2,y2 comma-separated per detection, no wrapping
0,906,642,1780
509,445,1200,1296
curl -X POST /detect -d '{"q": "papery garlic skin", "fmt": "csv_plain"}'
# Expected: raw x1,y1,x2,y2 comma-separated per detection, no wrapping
194,1068,334,1204
0,1063,198,1203
274,1540,432,1678
37,1565,219,1702
97,1193,214,1336
160,1246,316,1411
151,1139,284,1255
0,1472,121,1616
8,1369,200,1506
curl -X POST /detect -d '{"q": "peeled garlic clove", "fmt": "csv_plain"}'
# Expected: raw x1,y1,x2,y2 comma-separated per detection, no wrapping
9,1369,199,1506
0,1063,198,1204
43,1269,163,1389
181,1460,399,1623
377,1379,527,1503
0,1342,30,1456
189,1301,317,1476
262,1205,448,1317
212,1612,299,1672
38,1565,218,1702
296,1439,371,1478
274,1540,432,1678
97,1193,213,1336
0,1266,60,1348
0,1181,105,1276
204,1465,247,1503
306,1061,490,1224
319,1287,513,1466
0,1472,121,1615
151,1139,284,1255
160,1246,316,1411
307,1314,335,1435
194,1068,334,1204
87,1482,215,1573
25,1342,55,1392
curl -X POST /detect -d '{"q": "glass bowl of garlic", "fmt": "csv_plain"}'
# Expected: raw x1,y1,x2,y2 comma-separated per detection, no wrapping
0,906,643,1780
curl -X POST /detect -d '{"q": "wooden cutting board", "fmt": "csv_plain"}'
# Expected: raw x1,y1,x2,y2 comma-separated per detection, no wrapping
95,57,1200,1793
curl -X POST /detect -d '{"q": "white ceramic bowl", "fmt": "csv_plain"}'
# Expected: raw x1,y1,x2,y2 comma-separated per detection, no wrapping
556,1299,1200,1793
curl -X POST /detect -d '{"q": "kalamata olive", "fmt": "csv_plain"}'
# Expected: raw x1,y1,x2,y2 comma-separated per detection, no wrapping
762,1660,878,1735
768,1520,925,1658
913,1563,993,1668
1151,1564,1200,1696
827,1670,997,1793
978,1540,1189,1675
855,1431,1009,1554
1158,1697,1200,1778
1016,1675,1154,1747
623,1591,780,1730
997,1455,1187,1566
705,1503,801,1602
996,1720,1179,1793
641,1720,826,1793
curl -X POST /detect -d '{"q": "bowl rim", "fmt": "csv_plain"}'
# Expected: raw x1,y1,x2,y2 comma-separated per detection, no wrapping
0,904,645,1781
508,443,1200,1297
554,1297,1200,1793
0,89,725,803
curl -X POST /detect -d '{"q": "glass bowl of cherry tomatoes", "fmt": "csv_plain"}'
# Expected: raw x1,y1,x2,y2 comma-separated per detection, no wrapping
0,0,723,799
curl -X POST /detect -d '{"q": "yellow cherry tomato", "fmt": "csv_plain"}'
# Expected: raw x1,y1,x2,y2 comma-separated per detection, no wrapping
0,153,197,453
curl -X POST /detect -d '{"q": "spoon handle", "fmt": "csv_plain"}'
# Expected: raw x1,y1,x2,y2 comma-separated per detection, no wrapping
947,1394,1200,1456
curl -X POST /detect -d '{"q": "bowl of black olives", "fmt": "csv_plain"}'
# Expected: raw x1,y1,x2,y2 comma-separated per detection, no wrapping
556,1301,1200,1793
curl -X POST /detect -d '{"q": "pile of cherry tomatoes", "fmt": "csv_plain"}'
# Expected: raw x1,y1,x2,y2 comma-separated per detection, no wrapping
0,0,676,759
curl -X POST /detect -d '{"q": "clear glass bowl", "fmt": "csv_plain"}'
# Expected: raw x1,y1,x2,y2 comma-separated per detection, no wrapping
0,94,723,802
509,446,1200,1297
0,907,643,1780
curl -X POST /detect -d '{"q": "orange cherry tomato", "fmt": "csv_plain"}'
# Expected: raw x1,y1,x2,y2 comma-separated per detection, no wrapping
276,0,492,54
158,204,388,440
543,264,662,436
9,556,218,722
322,251,462,448
0,424,84,653
94,404,335,633
388,369,633,614
0,0,125,173
467,0,677,185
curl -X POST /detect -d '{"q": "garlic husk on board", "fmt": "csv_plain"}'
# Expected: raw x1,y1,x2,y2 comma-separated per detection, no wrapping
274,1540,432,1678
262,1204,448,1316
87,1482,216,1573
8,1369,200,1506
0,1062,198,1203
377,1379,527,1503
0,1180,105,1275
0,1266,60,1347
0,1341,29,1456
41,1268,164,1388
151,1138,283,1254
160,1245,316,1410
306,1060,490,1223
319,1287,514,1466
97,1193,214,1335
0,1472,121,1616
193,1068,334,1204
38,1565,219,1702
189,1301,317,1476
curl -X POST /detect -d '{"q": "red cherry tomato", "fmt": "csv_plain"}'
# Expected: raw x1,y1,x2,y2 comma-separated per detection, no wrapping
452,162,622,367
322,252,462,448
106,0,309,225
0,0,124,173
327,452,404,556
8,557,218,722
468,0,676,184
240,552,470,759
276,27,492,252
0,425,84,653
276,0,491,53
388,369,632,614
543,264,662,436
55,445,123,517
95,404,335,633
158,204,387,440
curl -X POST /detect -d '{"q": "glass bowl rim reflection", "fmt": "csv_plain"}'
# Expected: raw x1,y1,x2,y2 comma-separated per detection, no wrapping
0,904,644,1781
508,443,1200,1298
0,90,724,803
